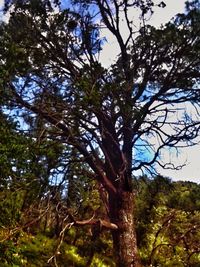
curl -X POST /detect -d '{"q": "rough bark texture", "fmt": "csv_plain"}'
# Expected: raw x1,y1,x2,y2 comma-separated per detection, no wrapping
109,191,142,267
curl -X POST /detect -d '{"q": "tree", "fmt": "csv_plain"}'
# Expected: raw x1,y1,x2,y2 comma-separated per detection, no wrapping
135,176,200,266
1,0,200,266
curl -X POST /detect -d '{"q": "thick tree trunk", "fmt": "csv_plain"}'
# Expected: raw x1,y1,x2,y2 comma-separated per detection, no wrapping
109,191,142,267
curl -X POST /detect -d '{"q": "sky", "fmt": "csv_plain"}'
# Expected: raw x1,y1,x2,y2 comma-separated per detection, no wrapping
0,0,200,183
98,0,200,184
0,0,3,10
99,0,189,66
0,0,4,22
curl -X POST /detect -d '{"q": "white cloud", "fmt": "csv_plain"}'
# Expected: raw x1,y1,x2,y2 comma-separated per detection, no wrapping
0,0,4,17
99,0,186,68
149,0,186,26
158,145,200,183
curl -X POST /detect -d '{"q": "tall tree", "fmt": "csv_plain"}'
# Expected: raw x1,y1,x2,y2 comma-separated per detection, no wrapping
1,0,200,266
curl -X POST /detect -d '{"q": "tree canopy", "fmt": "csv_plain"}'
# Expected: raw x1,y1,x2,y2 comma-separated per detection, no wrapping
0,0,200,266
1,0,200,181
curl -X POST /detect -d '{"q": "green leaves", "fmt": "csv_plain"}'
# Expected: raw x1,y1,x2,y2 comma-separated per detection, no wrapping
136,176,200,266
0,0,200,265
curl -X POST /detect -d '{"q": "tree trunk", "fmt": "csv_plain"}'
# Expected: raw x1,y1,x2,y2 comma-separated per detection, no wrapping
109,191,142,267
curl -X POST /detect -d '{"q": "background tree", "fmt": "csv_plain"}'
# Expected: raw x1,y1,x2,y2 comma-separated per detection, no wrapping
136,176,200,266
1,0,200,266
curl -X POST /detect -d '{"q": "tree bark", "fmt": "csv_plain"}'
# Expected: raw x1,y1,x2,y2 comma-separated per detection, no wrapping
109,191,142,267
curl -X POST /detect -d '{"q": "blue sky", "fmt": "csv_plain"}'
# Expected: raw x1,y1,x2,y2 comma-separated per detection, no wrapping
0,0,200,183
0,1,3,20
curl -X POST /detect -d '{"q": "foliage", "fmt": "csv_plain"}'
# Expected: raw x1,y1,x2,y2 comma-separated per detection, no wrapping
0,0,200,266
136,176,200,266
0,172,200,266
1,0,200,186
0,109,114,266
